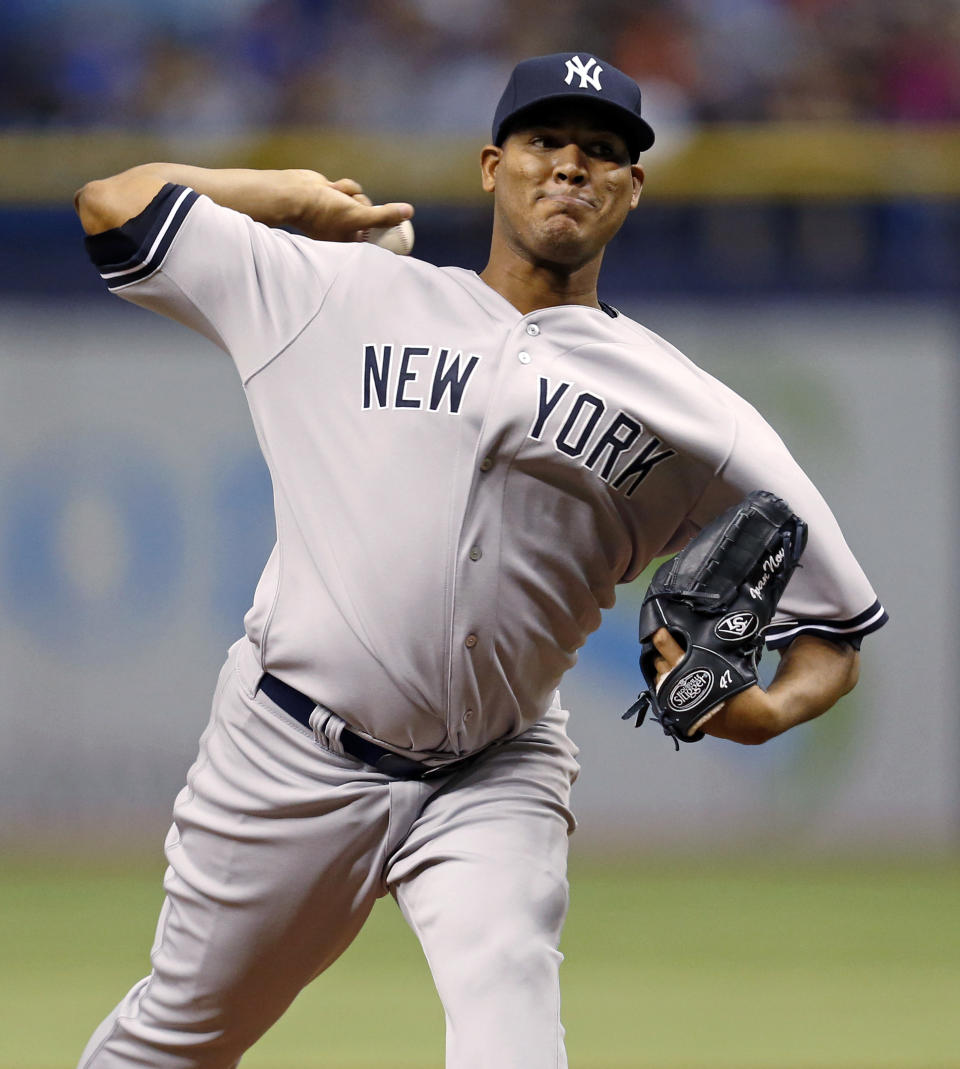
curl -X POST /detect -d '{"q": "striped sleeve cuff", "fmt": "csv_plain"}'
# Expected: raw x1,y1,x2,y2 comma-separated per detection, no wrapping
765,599,888,650
84,183,199,291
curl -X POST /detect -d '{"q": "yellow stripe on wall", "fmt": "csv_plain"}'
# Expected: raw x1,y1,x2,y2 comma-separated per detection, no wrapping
3,124,960,206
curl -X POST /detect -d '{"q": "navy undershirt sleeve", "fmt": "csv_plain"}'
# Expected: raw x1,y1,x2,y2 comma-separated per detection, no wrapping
84,183,198,287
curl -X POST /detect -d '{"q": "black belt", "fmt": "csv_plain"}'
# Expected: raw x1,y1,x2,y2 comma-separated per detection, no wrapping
258,672,445,779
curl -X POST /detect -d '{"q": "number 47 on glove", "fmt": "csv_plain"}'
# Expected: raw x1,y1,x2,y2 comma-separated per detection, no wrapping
623,490,808,749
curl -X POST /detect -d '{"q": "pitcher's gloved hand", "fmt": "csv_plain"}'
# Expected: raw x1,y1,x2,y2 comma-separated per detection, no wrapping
623,491,808,749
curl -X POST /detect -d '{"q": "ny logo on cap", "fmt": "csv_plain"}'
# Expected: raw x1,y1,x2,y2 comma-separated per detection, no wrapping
564,55,603,91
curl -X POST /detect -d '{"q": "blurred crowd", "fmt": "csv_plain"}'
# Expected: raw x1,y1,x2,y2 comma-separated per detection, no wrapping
1,0,959,135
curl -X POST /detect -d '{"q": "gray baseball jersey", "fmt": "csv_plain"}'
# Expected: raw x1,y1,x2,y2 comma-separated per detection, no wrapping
87,184,887,761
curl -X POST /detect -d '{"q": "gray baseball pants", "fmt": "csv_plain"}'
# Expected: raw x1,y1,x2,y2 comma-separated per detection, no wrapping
76,637,580,1068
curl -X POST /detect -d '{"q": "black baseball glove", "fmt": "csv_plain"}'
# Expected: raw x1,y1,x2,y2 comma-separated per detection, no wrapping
623,490,808,749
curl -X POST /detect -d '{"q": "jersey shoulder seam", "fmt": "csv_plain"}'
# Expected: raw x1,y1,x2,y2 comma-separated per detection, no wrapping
239,244,360,386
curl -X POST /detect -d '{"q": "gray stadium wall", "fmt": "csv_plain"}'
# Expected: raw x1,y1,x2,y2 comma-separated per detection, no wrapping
1,285,955,853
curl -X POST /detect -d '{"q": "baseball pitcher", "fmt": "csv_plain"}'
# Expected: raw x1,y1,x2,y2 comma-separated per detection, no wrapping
72,53,887,1068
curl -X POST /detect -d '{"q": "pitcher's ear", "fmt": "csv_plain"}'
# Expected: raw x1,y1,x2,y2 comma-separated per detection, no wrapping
480,145,503,194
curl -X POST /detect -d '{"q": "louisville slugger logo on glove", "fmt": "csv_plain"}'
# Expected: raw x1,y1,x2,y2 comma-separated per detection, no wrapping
623,490,807,749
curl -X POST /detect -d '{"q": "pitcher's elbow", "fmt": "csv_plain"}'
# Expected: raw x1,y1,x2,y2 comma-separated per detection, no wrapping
74,179,114,235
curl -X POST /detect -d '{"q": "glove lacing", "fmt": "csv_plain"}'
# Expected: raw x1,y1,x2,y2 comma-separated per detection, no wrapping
622,691,682,751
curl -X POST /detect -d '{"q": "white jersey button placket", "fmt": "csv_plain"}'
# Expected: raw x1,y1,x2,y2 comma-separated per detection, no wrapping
453,320,532,745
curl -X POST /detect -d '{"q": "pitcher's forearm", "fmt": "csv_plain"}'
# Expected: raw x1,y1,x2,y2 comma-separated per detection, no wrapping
702,634,860,745
73,164,330,235
74,164,413,240
765,634,860,732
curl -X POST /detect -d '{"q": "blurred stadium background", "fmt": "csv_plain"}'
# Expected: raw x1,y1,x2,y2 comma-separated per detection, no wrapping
1,1,958,1066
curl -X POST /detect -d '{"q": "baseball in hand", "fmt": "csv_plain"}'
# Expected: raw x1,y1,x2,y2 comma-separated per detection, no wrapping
366,219,415,255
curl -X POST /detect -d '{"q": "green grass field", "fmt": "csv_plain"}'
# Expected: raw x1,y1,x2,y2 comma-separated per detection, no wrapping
2,854,958,1068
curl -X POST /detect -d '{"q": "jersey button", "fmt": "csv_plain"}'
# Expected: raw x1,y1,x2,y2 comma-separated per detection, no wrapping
517,351,531,364
464,633,478,649
469,546,482,561
525,323,540,336
479,457,494,472
464,709,475,721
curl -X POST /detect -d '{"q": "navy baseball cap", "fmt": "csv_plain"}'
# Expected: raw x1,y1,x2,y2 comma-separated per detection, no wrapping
492,52,655,160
